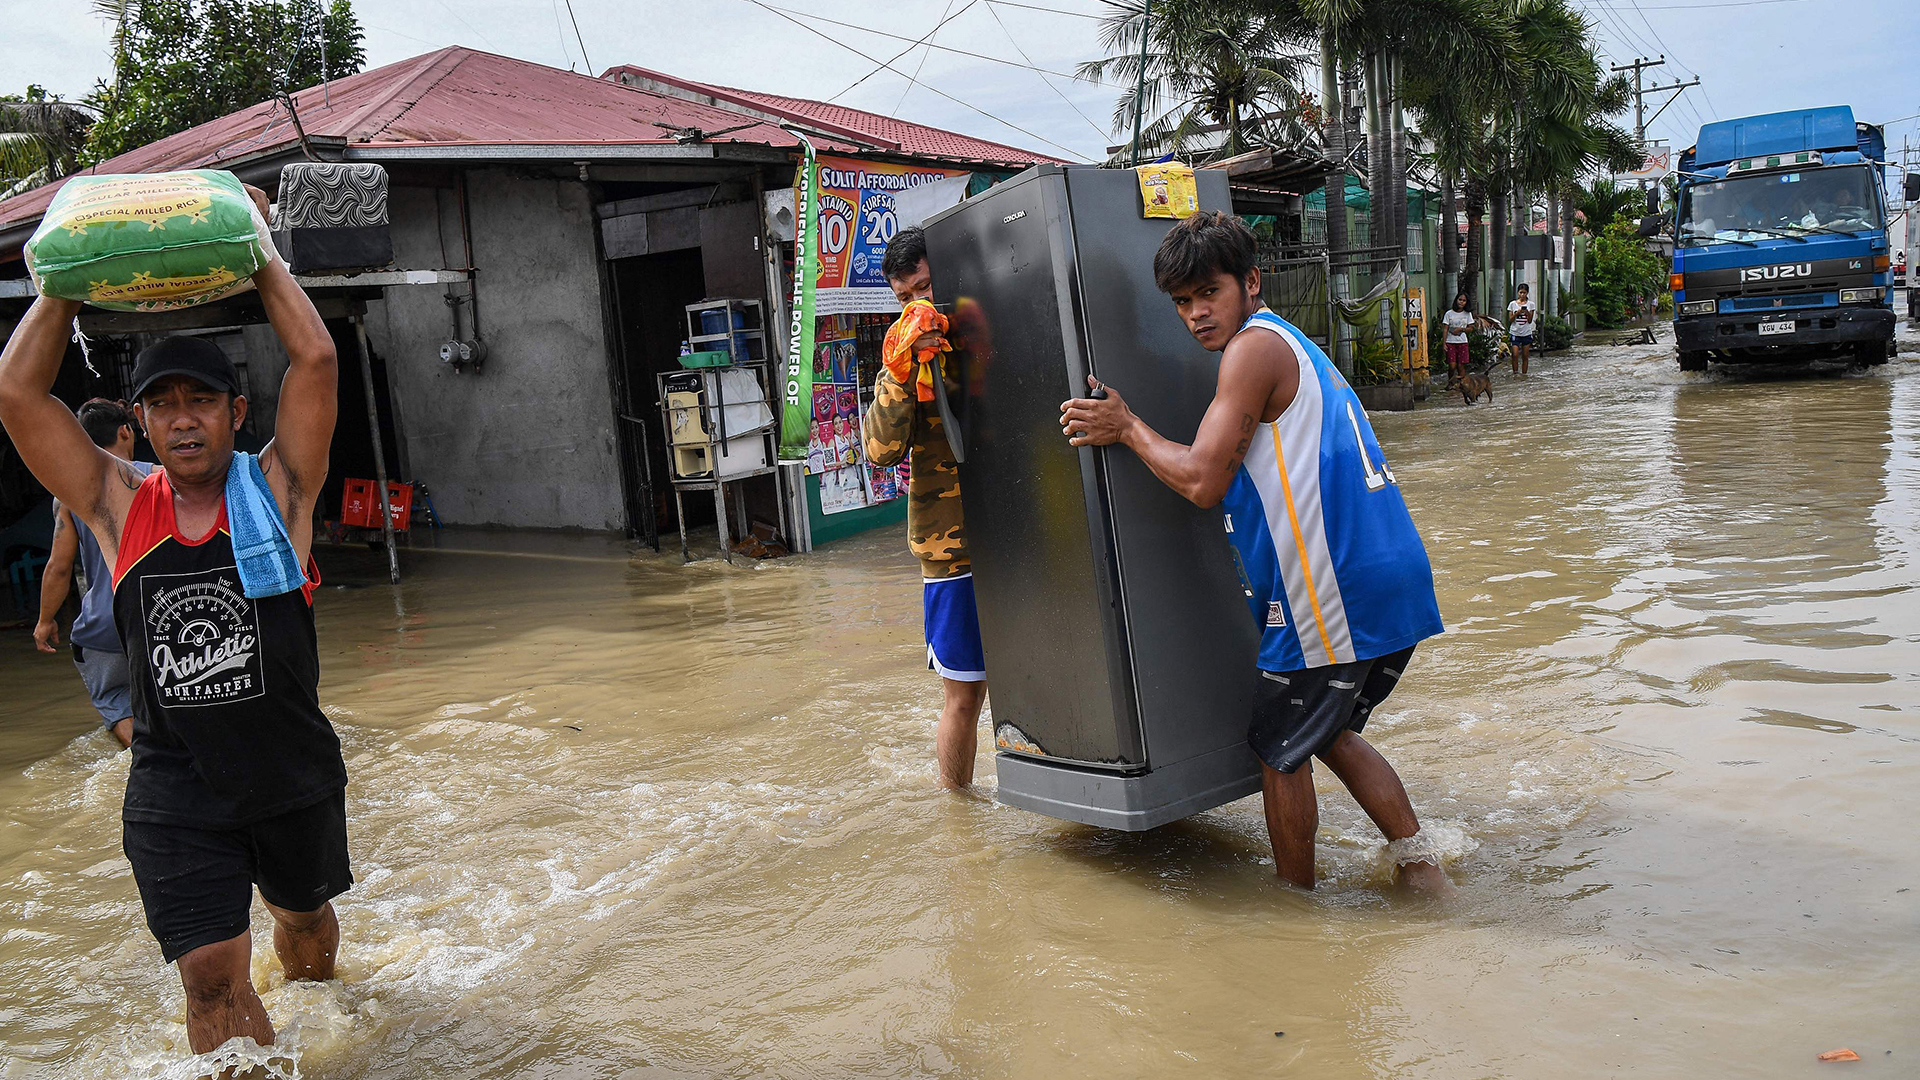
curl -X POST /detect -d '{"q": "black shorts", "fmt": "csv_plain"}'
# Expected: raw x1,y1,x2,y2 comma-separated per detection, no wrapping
1248,646,1416,774
123,789,352,963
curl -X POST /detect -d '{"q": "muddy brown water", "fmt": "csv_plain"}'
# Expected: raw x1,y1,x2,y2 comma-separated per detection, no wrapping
2,341,1916,1079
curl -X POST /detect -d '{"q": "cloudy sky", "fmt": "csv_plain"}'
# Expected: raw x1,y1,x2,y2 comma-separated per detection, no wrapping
3,0,1916,168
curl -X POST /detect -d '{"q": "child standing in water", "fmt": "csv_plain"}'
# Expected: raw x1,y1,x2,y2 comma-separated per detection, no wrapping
1507,283,1537,376
1441,293,1475,383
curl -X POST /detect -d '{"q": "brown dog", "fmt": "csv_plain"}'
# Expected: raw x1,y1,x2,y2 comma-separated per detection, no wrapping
1457,373,1493,404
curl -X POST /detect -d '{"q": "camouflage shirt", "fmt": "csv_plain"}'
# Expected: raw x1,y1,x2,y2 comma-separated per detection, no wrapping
862,363,967,579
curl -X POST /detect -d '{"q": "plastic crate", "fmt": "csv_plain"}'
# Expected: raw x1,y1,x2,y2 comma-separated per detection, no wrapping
341,478,414,530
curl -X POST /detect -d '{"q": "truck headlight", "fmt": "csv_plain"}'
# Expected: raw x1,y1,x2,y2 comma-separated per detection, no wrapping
1839,288,1880,303
1678,299,1716,316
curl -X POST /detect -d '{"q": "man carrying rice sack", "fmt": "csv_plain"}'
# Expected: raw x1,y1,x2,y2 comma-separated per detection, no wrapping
0,182,350,1055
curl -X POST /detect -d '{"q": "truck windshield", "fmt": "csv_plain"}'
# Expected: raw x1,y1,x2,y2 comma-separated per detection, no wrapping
1680,165,1883,246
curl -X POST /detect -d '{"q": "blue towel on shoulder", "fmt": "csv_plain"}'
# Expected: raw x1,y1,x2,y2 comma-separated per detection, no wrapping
226,451,305,598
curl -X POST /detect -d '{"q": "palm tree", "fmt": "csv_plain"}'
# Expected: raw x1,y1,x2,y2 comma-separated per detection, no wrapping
1077,0,1317,163
1410,0,1636,311
1575,177,1648,235
0,88,95,199
1306,0,1518,262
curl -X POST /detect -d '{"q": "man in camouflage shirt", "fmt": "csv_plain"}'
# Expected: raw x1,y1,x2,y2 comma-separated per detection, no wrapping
862,227,986,788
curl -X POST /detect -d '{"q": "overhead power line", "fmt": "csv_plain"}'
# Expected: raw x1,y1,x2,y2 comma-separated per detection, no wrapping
833,0,979,102
1580,3,1706,131
550,0,576,69
743,0,1089,161
563,0,592,75
765,2,1126,88
984,0,1110,139
430,0,499,52
982,0,1106,18
895,0,960,116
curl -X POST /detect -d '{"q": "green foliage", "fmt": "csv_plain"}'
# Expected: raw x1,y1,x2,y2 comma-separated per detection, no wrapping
1,85,95,195
1537,312,1572,351
1077,0,1316,162
1581,218,1665,328
1561,292,1597,319
1575,177,1645,235
1350,334,1402,387
83,0,364,165
1403,0,1639,309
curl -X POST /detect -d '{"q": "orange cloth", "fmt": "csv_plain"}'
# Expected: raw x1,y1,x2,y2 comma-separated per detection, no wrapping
882,298,950,403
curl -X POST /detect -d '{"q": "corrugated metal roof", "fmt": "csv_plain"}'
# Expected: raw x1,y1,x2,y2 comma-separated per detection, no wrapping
0,47,849,236
602,65,1064,169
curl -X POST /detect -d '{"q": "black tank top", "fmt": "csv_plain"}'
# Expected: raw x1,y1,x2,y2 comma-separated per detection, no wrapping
112,470,345,828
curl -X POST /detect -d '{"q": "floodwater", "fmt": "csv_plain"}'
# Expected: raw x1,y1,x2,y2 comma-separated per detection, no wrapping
2,334,1917,1079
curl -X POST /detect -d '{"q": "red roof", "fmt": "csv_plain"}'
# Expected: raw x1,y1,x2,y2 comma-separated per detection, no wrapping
0,47,854,236
602,65,1064,169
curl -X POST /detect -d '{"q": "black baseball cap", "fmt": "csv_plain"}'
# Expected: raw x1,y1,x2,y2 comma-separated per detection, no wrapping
130,336,239,401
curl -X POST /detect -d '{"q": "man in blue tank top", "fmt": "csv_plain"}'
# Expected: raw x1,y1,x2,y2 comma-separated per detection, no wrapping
1060,211,1449,893
34,399,153,748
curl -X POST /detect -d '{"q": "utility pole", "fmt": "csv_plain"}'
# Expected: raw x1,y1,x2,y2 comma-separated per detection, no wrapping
1641,77,1701,133
1611,56,1666,147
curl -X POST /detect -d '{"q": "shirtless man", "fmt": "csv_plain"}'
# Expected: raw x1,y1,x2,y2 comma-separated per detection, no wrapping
1059,211,1449,891
34,399,153,748
0,199,348,1051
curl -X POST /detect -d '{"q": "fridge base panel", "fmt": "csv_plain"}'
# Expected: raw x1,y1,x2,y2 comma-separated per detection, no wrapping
994,742,1263,831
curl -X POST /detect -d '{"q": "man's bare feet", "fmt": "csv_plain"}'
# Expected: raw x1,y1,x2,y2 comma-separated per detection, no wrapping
1396,859,1455,896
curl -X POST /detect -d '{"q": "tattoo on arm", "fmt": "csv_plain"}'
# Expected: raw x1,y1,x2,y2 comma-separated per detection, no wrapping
1228,413,1255,474
115,460,144,490
49,510,64,540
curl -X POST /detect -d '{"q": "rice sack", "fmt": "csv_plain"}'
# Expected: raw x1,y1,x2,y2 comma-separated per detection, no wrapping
24,170,277,312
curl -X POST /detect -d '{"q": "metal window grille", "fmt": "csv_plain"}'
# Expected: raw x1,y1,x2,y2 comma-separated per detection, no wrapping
1303,207,1327,246
1406,224,1425,273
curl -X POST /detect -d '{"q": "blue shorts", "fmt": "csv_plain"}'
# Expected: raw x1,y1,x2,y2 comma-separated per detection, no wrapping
923,574,986,682
72,644,133,729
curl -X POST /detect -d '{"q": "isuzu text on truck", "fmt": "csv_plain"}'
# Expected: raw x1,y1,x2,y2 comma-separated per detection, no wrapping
1671,106,1895,371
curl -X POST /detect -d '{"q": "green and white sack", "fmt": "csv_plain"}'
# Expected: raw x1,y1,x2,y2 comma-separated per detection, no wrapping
24,169,277,312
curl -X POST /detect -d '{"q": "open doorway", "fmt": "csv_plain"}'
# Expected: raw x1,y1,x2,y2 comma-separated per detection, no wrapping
322,319,399,530
608,248,707,543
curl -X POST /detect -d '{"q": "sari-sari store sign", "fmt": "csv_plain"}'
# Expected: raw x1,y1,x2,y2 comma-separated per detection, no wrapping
813,156,968,315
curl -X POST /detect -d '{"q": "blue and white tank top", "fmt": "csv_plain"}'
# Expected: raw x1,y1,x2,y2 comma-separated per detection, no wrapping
1220,310,1442,671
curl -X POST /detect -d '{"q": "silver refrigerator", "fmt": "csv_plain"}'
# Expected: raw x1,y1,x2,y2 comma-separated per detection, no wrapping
922,164,1263,831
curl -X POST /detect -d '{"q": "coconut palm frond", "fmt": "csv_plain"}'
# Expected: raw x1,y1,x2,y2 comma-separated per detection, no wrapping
1087,0,1316,161
0,131,49,182
0,94,96,183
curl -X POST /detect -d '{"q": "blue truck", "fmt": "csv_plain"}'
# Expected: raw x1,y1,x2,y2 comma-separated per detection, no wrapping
1671,106,1895,370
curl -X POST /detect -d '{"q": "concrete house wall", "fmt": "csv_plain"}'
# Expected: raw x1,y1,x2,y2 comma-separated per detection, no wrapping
365,169,624,531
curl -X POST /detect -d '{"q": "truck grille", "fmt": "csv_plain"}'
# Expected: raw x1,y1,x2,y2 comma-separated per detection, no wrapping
1722,292,1833,311
1703,279,1840,300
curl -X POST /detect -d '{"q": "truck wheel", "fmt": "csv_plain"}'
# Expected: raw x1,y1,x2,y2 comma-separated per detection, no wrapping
1859,340,1889,367
1678,350,1709,372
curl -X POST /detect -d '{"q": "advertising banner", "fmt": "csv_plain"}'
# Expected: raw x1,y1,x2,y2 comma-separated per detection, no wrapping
813,155,971,315
779,134,819,462
1613,141,1672,183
